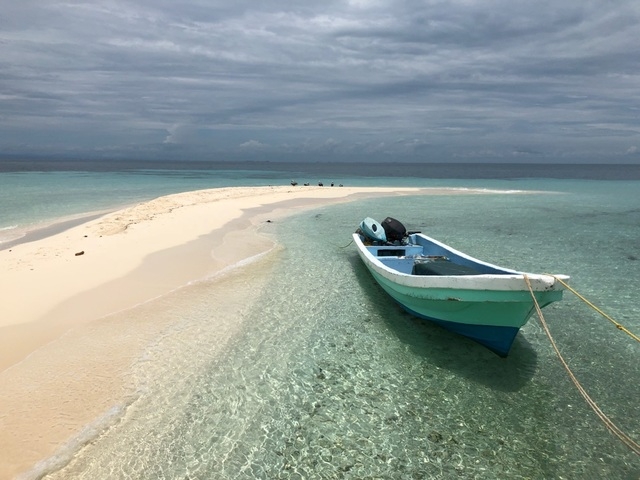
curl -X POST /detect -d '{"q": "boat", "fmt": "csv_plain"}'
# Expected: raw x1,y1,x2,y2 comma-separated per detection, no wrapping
353,217,569,357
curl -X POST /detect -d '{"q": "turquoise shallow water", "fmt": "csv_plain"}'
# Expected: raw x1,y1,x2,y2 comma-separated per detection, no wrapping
24,178,639,479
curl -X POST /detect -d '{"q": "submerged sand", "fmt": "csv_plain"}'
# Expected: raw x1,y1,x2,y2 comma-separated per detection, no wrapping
0,185,488,479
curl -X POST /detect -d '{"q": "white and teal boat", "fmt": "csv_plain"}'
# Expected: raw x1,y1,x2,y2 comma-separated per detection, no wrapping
354,218,569,357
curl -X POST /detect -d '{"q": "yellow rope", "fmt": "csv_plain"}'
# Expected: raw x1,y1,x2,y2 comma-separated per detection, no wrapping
524,275,640,456
548,275,640,343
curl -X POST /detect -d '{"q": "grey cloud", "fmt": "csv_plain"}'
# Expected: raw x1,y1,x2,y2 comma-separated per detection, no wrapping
1,0,639,162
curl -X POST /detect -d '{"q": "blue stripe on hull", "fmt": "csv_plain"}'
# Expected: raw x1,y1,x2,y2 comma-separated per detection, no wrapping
401,304,519,357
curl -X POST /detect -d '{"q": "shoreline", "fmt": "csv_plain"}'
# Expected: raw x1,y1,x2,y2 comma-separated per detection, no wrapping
0,185,505,479
0,212,112,251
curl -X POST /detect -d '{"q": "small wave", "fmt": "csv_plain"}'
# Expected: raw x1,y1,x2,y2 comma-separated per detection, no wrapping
0,225,25,246
451,187,559,194
199,246,278,283
16,399,135,480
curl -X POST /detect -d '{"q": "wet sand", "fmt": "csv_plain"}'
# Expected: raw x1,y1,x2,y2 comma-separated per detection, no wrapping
0,213,108,252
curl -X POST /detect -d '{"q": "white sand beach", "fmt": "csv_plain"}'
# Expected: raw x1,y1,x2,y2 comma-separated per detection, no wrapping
0,185,484,479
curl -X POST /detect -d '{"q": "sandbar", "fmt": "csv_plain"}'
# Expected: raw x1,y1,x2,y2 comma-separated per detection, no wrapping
0,185,488,479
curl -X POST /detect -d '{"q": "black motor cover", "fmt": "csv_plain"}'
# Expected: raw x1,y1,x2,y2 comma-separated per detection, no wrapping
381,217,407,242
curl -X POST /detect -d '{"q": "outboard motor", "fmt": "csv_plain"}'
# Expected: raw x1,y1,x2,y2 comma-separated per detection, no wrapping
381,217,407,243
358,217,387,243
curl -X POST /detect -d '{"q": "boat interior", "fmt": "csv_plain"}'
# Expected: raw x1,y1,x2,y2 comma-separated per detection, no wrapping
363,235,509,276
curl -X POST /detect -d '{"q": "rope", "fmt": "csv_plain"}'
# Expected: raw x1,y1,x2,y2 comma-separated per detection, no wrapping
339,239,354,249
548,275,640,343
524,275,640,456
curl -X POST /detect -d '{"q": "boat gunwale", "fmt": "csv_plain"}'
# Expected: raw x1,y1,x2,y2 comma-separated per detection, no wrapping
352,233,569,292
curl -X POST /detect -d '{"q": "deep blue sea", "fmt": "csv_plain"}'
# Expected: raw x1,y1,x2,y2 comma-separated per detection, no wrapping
2,161,639,479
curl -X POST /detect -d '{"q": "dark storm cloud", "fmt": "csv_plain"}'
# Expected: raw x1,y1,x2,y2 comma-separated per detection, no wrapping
1,0,639,162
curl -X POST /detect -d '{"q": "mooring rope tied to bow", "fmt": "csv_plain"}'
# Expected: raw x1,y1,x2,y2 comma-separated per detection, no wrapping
524,274,640,456
548,274,640,343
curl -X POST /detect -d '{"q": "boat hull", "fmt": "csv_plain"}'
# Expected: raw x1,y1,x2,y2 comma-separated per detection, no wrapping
366,267,562,356
353,232,567,356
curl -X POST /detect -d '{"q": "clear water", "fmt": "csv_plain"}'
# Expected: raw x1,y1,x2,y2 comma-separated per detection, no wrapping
20,179,637,479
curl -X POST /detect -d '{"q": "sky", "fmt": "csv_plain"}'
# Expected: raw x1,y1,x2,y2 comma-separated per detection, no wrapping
1,0,639,163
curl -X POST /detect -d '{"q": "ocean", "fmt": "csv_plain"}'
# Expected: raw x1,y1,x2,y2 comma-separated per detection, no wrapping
1,162,639,479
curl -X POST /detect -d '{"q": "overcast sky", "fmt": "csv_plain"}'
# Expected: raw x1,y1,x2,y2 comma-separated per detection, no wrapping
1,1,639,163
